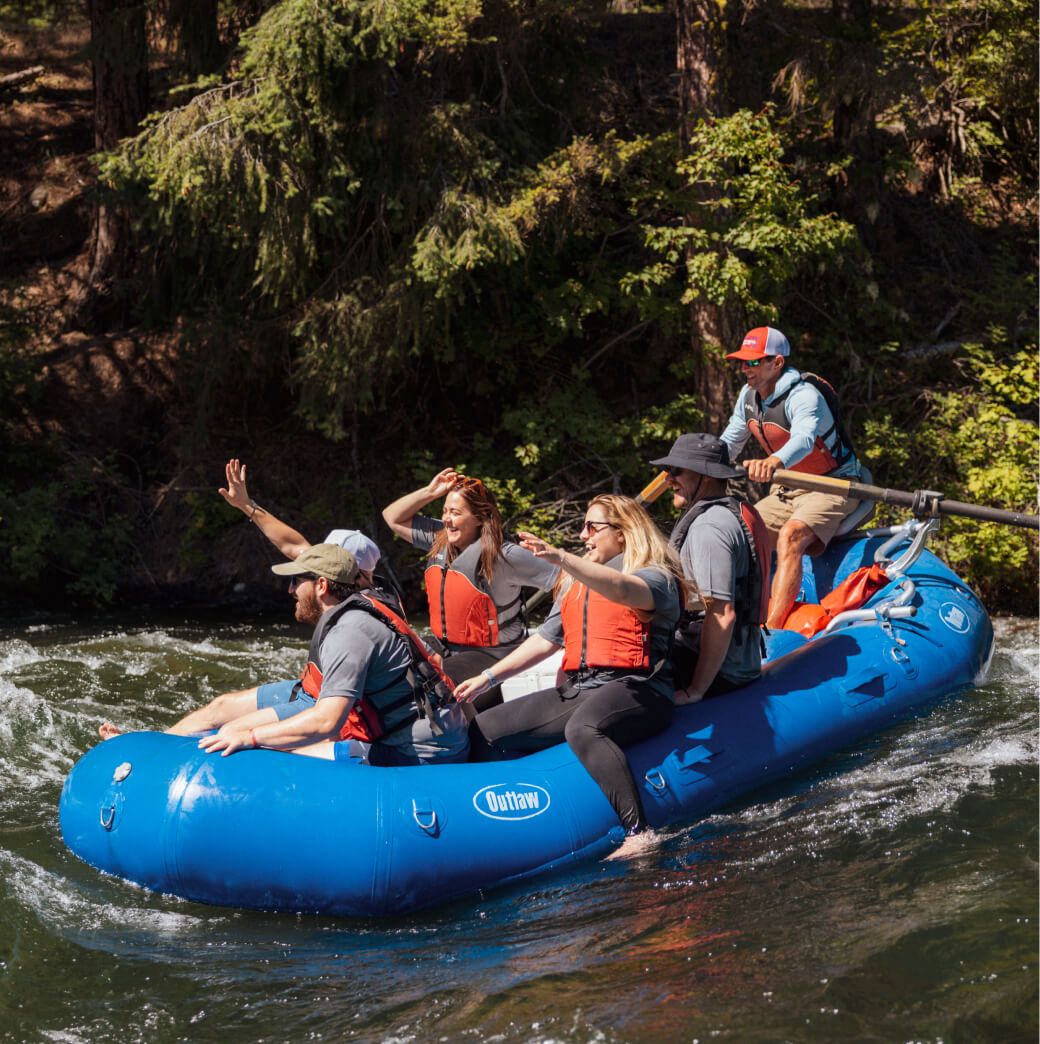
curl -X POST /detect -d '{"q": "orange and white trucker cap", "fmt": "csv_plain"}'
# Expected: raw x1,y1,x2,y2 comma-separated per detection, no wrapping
726,326,791,361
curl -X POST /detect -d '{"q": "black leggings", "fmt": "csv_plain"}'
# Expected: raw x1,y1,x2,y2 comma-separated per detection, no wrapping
442,646,519,720
469,677,674,832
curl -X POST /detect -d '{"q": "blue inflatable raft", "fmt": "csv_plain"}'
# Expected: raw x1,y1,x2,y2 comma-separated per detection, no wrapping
60,521,993,916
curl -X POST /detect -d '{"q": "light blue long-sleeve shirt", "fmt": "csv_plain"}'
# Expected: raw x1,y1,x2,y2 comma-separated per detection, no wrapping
720,367,860,479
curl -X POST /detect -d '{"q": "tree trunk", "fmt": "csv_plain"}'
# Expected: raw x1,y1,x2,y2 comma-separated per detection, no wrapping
675,0,726,147
170,0,221,79
71,0,149,330
675,0,737,430
829,0,881,247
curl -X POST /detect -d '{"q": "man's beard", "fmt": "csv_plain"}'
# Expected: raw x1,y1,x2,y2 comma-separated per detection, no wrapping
294,587,323,627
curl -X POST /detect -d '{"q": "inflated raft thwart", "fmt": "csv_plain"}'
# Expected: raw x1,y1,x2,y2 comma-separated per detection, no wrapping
60,522,993,916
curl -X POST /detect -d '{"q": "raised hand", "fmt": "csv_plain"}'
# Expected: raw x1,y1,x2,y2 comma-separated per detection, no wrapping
425,467,462,500
219,458,252,512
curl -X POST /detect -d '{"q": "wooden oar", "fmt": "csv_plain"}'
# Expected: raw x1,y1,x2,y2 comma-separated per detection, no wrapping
635,469,672,506
522,470,675,616
770,468,1039,530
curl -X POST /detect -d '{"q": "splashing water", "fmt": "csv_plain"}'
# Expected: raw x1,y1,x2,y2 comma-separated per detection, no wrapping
0,612,1035,1042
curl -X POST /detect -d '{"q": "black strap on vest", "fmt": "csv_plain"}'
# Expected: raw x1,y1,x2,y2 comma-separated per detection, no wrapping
670,496,764,650
745,374,855,468
295,591,454,735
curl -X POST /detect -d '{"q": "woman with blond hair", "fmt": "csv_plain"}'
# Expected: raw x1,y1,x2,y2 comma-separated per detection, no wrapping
383,468,559,713
455,494,692,846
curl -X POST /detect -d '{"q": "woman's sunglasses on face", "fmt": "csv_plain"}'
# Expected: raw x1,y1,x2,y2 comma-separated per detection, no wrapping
581,519,618,535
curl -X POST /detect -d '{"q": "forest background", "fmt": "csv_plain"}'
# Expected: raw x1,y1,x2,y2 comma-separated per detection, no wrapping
0,0,1036,616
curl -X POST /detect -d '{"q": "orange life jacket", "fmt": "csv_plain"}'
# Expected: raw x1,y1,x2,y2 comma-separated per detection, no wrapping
424,565,503,647
558,581,652,673
297,593,455,742
744,373,854,476
780,563,890,637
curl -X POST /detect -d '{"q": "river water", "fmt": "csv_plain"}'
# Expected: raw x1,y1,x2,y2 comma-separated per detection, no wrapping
0,611,1036,1043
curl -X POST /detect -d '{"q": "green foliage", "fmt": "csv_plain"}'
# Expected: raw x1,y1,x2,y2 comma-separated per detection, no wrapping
0,302,141,605
0,450,134,604
179,485,240,572
6,0,1033,612
625,107,858,323
861,334,1038,607
879,0,1038,193
0,0,78,30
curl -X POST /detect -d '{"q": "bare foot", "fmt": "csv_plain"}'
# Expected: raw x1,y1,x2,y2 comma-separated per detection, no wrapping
605,829,661,861
98,722,122,741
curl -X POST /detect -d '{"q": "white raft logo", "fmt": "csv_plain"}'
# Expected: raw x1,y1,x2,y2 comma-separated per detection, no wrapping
473,783,550,821
939,602,971,634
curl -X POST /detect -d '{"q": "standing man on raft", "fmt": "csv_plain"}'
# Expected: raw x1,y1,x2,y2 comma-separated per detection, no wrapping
720,326,862,630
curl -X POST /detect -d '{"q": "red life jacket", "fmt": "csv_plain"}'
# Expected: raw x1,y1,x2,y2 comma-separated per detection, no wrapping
558,581,652,673
298,593,455,742
744,373,854,476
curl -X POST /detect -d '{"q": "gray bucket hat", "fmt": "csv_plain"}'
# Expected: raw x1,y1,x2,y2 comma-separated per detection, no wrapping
650,433,742,480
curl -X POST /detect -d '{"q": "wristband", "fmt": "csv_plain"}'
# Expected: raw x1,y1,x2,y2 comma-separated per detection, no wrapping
249,728,258,749
248,500,259,521
481,668,498,688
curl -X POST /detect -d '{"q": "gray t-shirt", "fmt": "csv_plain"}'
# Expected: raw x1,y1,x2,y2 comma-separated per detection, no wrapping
679,500,761,685
538,556,680,697
320,608,468,761
411,517,560,645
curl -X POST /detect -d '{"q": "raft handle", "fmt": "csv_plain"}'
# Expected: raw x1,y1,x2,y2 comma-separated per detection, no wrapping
412,802,439,835
823,603,916,636
644,770,668,792
100,806,115,831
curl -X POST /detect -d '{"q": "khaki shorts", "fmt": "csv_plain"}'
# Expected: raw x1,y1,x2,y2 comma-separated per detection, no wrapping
756,485,862,551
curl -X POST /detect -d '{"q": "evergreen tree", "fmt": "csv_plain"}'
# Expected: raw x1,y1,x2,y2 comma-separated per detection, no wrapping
73,0,150,328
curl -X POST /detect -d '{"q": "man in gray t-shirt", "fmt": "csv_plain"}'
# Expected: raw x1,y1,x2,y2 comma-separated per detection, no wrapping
649,434,763,703
198,544,468,762
316,601,468,762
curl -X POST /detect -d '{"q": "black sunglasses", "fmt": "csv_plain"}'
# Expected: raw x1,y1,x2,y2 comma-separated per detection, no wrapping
581,519,618,535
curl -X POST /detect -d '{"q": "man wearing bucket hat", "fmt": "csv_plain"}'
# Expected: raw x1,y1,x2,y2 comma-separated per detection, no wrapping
720,327,862,629
193,543,469,763
650,434,766,703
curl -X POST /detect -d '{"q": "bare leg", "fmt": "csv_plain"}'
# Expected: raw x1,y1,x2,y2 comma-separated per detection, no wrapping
766,519,819,629
166,686,261,736
100,686,264,741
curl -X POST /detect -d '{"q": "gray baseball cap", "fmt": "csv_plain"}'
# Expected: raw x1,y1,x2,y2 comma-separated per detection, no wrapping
324,529,381,573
